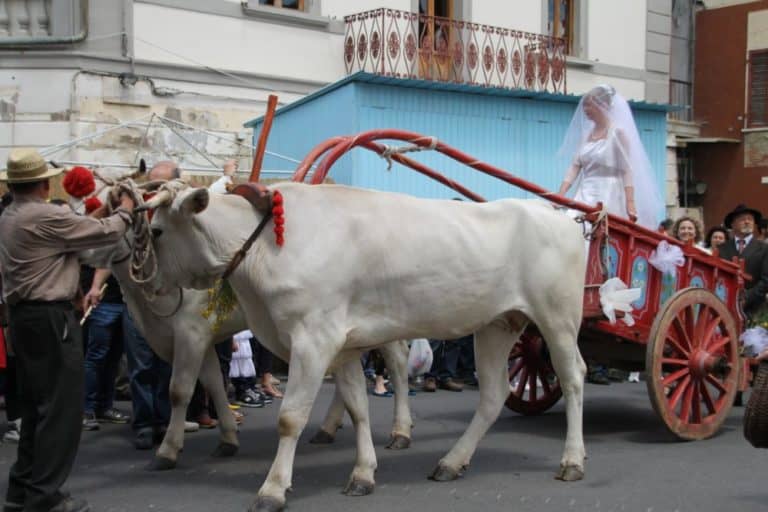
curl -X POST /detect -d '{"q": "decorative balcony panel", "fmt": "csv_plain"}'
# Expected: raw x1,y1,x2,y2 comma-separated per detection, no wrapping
0,0,86,44
344,8,567,94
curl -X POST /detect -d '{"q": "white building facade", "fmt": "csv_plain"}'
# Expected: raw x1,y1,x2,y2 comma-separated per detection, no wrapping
0,0,675,203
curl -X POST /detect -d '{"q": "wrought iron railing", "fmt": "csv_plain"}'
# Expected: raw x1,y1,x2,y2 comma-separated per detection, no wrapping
669,79,693,122
343,8,567,94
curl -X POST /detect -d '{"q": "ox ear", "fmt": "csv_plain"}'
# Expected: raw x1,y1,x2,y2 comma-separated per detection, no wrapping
174,188,210,216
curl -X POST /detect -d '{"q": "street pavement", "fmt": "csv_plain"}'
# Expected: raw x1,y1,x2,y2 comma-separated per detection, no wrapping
0,380,765,512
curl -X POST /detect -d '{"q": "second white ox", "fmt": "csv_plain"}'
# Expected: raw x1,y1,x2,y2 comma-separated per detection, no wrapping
141,181,588,512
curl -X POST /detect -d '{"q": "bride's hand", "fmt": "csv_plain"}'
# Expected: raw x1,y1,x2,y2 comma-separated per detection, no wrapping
627,200,638,222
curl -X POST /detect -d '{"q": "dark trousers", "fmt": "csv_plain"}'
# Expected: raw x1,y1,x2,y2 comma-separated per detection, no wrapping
123,312,171,433
426,335,474,382
251,339,273,377
2,354,21,423
6,302,84,512
83,302,124,415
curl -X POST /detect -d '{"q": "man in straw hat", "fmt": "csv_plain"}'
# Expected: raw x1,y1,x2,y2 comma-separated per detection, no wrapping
719,204,768,318
0,148,135,512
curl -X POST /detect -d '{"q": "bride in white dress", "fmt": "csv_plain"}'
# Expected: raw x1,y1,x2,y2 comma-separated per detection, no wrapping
557,85,661,229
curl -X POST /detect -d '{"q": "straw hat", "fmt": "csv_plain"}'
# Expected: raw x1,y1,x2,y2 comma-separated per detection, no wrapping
0,148,63,183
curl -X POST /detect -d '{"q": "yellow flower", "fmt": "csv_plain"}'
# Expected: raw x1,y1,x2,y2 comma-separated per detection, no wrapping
201,279,238,333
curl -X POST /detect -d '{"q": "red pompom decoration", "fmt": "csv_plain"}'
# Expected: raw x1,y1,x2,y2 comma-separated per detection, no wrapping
84,197,102,214
272,190,285,247
62,166,96,198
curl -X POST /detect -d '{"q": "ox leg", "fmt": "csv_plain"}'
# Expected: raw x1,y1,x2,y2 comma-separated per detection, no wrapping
430,324,518,481
309,383,344,445
537,321,586,481
335,358,377,496
197,346,239,457
151,340,204,470
251,343,335,512
379,341,412,449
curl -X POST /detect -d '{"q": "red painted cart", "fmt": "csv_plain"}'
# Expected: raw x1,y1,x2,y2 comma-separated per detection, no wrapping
288,129,748,441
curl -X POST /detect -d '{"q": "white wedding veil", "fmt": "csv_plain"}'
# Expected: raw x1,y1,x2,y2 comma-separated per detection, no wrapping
558,85,663,229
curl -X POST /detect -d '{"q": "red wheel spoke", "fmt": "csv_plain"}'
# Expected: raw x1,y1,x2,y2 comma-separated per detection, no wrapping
705,374,727,395
661,357,688,367
672,316,694,353
540,371,553,394
662,367,690,387
680,379,695,421
665,335,690,358
515,368,528,396
706,335,731,355
508,359,524,380
693,305,713,344
700,381,716,415
528,371,537,401
668,375,691,410
691,381,702,424
684,306,698,348
698,312,722,349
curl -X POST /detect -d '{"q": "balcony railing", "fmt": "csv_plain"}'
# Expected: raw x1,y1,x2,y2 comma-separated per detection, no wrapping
669,79,693,122
343,8,567,94
0,0,87,45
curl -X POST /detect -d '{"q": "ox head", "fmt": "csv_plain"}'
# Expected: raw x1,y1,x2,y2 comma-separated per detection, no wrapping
136,181,274,293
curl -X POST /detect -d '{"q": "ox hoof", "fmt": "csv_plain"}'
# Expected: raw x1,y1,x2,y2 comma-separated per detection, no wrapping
343,478,375,497
308,429,336,445
385,434,411,450
555,464,584,482
248,496,284,512
429,463,463,482
146,456,176,471
211,442,239,458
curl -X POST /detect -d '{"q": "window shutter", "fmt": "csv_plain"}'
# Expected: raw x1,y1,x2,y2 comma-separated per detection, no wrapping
749,50,768,127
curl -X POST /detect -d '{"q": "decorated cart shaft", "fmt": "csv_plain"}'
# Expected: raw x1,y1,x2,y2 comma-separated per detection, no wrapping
290,129,747,441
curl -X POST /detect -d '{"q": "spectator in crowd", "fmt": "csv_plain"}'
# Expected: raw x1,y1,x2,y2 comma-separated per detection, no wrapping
672,216,703,245
254,340,283,399
0,148,134,512
719,204,768,318
703,225,728,252
658,218,674,236
364,350,392,397
230,330,268,408
0,192,20,445
81,267,131,431
423,336,471,392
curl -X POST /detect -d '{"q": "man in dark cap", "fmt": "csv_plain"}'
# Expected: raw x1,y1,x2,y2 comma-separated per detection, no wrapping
0,148,135,512
719,204,768,317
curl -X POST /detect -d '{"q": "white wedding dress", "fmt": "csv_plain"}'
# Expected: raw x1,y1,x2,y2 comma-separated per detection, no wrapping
571,128,632,219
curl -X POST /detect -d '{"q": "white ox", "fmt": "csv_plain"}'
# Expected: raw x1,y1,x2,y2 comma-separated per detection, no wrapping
140,181,587,512
81,184,414,470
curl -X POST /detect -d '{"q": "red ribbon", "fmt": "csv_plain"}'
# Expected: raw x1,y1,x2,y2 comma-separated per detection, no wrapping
272,190,285,247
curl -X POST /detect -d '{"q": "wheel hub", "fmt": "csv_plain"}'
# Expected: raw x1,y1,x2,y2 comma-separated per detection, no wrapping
690,350,730,379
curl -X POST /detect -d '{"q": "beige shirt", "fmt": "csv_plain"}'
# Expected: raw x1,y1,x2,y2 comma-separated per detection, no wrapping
0,195,131,305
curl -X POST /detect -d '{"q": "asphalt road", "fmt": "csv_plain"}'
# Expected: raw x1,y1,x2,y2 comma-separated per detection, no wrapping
1,381,765,512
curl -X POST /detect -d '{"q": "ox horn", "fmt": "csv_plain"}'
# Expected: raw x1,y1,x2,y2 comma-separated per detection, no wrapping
137,180,168,192
135,189,173,212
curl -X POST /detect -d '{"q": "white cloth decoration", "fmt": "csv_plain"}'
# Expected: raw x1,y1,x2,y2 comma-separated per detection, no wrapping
407,338,433,378
230,329,256,378
649,240,685,277
741,327,768,357
599,277,642,326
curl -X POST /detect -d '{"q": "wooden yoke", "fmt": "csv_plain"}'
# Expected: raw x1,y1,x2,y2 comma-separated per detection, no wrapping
249,95,279,183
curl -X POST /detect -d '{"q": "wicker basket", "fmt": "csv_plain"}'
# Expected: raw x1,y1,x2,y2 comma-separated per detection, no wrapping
744,361,768,448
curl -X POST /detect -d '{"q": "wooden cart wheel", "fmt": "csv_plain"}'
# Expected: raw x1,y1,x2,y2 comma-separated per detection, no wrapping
505,328,562,415
646,288,740,440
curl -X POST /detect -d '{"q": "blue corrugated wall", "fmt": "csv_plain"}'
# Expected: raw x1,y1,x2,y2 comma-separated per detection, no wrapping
251,78,667,210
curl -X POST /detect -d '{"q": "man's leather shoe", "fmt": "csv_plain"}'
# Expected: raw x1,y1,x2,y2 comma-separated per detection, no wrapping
422,377,437,392
439,378,464,392
49,497,91,512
